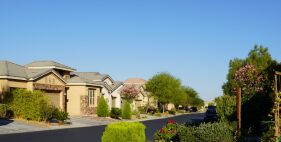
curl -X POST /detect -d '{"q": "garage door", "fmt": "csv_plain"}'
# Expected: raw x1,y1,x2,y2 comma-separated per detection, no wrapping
45,90,61,108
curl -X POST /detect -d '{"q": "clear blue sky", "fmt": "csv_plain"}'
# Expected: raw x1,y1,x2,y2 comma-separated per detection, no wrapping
0,0,281,101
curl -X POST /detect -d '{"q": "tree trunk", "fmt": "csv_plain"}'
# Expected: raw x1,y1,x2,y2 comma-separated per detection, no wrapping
236,88,241,133
162,103,165,113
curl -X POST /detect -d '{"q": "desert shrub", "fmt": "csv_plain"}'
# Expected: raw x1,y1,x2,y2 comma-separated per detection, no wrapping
177,122,235,142
154,119,178,142
52,108,69,122
102,122,146,142
110,108,121,119
40,105,56,122
168,108,176,115
122,100,132,119
178,110,186,113
138,106,146,114
133,110,141,119
155,112,162,117
0,104,7,118
97,96,109,117
5,89,52,121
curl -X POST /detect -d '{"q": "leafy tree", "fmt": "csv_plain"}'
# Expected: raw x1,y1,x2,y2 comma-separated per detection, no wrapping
172,87,187,110
183,86,204,107
97,95,109,117
146,73,182,113
221,45,278,135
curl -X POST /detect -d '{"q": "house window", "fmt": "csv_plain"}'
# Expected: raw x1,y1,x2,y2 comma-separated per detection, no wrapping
88,89,95,107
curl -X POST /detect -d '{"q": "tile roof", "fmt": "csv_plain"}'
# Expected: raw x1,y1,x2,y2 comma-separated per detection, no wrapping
25,60,76,71
124,78,147,84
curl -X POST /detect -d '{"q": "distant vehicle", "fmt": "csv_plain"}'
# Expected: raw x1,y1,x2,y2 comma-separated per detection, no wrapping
186,107,197,112
204,107,218,122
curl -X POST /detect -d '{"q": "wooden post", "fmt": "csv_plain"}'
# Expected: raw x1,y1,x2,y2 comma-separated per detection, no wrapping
236,87,242,131
275,74,279,142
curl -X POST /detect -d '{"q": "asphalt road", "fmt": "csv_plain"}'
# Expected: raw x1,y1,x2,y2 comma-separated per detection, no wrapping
0,113,204,142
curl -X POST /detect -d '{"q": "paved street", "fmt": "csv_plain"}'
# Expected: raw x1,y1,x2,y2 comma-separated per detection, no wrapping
0,113,205,142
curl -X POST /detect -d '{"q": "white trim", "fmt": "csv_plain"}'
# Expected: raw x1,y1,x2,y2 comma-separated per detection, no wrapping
0,76,27,81
27,66,76,72
66,83,103,87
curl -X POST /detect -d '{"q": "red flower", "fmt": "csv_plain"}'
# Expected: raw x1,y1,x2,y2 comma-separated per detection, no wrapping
159,128,165,133
167,119,176,124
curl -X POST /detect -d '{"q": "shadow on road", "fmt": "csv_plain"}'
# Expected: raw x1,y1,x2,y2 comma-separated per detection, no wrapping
0,119,14,126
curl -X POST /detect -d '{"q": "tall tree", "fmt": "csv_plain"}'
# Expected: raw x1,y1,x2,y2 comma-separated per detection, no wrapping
146,73,182,113
182,86,204,107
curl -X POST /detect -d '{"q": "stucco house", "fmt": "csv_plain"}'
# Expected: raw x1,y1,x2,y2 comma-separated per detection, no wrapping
0,60,123,116
0,60,76,111
67,72,123,115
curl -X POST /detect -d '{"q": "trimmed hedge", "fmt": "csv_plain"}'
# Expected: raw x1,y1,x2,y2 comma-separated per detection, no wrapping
97,96,109,117
122,100,132,119
110,108,121,119
177,122,235,142
102,122,146,142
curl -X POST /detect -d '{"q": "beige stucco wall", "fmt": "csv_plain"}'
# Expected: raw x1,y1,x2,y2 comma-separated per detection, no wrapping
7,80,27,89
67,85,101,116
67,85,86,115
111,85,123,109
35,73,65,86
0,79,9,93
101,88,112,109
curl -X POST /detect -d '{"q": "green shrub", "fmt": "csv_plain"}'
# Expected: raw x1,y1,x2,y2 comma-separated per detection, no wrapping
178,110,186,113
215,95,236,121
122,100,132,119
138,106,147,114
97,96,109,117
168,108,176,115
40,104,55,122
102,122,146,142
155,112,162,117
133,110,141,119
5,89,52,121
0,104,7,118
154,119,178,142
177,122,235,142
110,108,121,119
53,108,69,122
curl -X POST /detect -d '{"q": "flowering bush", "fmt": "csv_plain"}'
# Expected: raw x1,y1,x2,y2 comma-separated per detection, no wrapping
120,85,139,101
234,64,264,95
154,119,178,142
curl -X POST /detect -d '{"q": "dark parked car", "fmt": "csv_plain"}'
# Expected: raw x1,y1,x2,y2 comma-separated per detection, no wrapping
204,107,218,122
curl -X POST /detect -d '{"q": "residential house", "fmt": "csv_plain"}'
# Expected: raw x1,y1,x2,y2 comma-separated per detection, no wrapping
67,72,123,116
0,60,76,111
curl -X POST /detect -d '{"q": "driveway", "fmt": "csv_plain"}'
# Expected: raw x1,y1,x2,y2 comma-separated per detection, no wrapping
0,113,205,142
